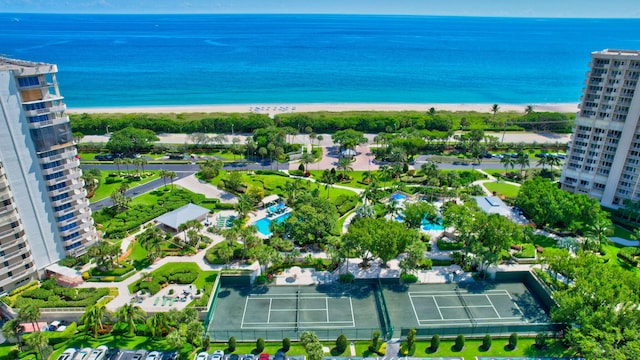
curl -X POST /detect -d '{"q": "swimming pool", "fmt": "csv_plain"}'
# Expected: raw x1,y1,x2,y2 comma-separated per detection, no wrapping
422,219,445,231
255,212,291,236
391,193,407,201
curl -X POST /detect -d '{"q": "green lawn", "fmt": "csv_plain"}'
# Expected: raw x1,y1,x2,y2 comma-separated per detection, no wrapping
612,225,635,240
127,262,215,294
210,171,359,204
335,209,356,234
307,170,394,190
483,181,520,197
128,240,152,270
355,338,572,359
90,170,159,203
600,243,640,277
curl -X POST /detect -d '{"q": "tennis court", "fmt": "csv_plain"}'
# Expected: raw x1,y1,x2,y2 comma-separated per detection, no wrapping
383,282,553,337
207,283,382,341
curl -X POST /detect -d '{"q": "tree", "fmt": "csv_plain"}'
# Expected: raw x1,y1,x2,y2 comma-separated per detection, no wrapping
300,152,314,173
515,151,529,178
224,171,243,192
586,217,613,249
491,104,500,122
335,334,348,354
81,167,101,194
406,328,416,352
248,244,282,272
525,105,534,114
25,330,50,360
106,127,159,156
185,320,204,346
320,169,337,199
430,334,440,352
500,155,515,174
146,312,170,338
337,156,353,180
81,304,111,338
282,337,291,352
19,303,41,333
286,193,338,246
228,336,237,352
236,194,257,220
508,333,518,350
2,319,24,351
166,329,184,350
403,201,438,229
331,129,367,151
166,170,177,189
300,331,323,360
256,337,265,353
482,334,492,351
115,303,146,336
114,157,122,174
454,334,465,351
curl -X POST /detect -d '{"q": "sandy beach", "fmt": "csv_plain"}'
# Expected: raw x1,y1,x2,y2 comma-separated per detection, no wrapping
68,102,578,115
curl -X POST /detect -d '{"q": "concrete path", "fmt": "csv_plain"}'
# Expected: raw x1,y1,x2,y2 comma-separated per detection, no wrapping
610,237,640,247
175,174,238,203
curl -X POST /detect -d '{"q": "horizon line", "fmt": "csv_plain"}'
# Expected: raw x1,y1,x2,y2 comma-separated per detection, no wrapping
2,12,640,20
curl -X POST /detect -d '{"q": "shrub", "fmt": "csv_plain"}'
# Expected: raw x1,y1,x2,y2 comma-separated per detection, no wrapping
400,273,418,283
335,334,347,354
508,332,518,350
202,335,210,351
430,334,440,352
339,273,354,283
437,239,464,250
481,334,492,351
368,330,380,353
228,336,236,352
282,337,291,352
454,334,465,351
256,338,265,353
255,275,267,284
377,342,387,356
535,332,547,349
406,328,416,353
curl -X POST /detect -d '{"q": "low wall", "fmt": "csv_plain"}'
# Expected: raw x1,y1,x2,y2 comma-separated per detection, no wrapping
494,270,557,312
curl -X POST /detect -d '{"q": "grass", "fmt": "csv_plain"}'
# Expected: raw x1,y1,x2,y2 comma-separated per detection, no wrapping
127,262,216,294
90,170,159,203
612,225,635,240
128,240,152,270
599,242,640,277
335,209,356,234
219,341,308,355
482,181,521,197
209,170,359,204
355,338,573,359
307,170,394,190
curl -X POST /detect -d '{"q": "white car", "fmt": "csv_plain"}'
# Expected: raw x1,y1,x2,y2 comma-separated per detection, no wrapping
195,352,209,360
57,348,76,360
212,350,225,360
147,351,162,360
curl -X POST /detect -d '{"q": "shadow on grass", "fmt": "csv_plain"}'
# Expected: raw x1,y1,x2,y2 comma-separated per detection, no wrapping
133,257,153,270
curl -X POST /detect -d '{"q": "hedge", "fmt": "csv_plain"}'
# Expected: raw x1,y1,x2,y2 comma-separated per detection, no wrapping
130,266,200,295
617,247,639,267
89,262,134,277
436,239,464,250
13,286,109,308
333,194,359,216
513,243,536,259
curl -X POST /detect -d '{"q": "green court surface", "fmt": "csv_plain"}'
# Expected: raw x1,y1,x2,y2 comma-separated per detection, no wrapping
382,282,552,337
207,283,382,341
207,281,555,340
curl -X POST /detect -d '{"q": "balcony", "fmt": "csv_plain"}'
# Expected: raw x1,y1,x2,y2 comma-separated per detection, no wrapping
27,114,69,129
0,225,23,240
0,203,17,215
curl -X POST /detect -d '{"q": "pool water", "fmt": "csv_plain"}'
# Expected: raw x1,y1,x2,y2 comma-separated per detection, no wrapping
391,193,407,201
255,212,291,236
422,218,445,231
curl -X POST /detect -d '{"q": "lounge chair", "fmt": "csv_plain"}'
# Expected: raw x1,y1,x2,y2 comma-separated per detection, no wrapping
161,297,168,306
153,297,159,306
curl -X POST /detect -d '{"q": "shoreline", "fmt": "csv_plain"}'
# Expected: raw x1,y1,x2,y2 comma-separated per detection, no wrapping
68,102,578,114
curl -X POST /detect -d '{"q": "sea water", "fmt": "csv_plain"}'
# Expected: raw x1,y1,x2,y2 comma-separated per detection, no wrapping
2,13,640,107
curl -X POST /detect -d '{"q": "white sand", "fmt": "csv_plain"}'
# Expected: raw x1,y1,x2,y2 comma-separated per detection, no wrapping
68,102,578,114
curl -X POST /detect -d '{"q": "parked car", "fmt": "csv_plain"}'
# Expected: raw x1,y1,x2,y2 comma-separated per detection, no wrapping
212,350,225,360
242,354,255,360
57,348,77,360
259,354,270,360
146,351,162,360
195,352,209,360
131,350,148,360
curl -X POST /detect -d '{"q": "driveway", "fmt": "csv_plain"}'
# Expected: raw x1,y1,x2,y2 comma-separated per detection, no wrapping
174,175,238,203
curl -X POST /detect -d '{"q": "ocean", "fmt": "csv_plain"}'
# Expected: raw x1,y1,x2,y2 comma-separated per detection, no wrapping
2,13,640,108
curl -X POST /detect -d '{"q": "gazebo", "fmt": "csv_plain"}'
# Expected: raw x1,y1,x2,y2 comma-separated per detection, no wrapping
155,203,211,231
341,148,356,158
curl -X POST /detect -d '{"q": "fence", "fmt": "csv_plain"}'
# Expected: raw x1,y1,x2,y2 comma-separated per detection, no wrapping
203,272,222,327
400,323,564,338
209,328,381,342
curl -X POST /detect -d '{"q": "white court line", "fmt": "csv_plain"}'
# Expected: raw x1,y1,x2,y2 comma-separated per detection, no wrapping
504,292,525,316
240,296,249,329
409,289,509,296
267,298,273,322
271,308,325,312
438,305,496,309
408,292,422,321
326,298,329,322
349,297,355,326
418,316,523,323
486,294,501,319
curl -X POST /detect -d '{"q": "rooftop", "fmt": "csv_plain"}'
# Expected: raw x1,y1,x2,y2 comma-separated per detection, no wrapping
474,196,512,218
155,203,211,230
0,56,57,74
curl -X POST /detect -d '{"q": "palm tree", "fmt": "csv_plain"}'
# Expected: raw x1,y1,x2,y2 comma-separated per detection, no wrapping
116,303,146,336
166,170,177,189
525,105,534,115
587,218,613,249
25,330,49,360
123,157,132,174
320,169,337,199
2,319,24,351
500,155,515,174
515,152,530,178
146,312,171,338
536,156,549,170
166,329,184,350
114,158,122,174
300,152,314,173
547,155,562,169
118,182,130,196
19,303,41,333
159,169,170,189
81,303,111,338
236,194,257,220
491,104,500,122
136,157,148,175
337,157,353,180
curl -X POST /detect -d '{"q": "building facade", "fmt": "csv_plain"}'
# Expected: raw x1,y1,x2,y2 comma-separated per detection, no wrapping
560,49,640,208
0,57,97,293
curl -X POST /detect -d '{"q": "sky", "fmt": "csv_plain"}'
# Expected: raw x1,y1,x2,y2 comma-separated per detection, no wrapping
1,0,640,18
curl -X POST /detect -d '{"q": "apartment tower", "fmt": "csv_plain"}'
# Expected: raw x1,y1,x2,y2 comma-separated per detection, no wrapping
560,49,640,208
0,57,97,292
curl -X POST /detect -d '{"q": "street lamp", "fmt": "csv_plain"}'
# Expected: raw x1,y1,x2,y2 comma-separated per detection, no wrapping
106,125,110,136
231,123,234,136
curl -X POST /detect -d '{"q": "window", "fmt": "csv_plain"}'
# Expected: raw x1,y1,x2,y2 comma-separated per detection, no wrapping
7,271,12,277
57,212,74,222
50,192,69,202
24,102,46,111
54,203,71,212
42,160,62,169
44,171,64,181
28,114,49,124
62,232,79,242
18,76,39,87
59,222,77,232
48,182,66,192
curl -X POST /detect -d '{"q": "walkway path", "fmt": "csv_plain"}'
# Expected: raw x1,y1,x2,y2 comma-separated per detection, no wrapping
471,168,522,196
175,174,238,203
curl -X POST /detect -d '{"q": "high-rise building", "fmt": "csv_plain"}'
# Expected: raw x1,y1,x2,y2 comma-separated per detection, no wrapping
560,49,640,208
0,57,97,293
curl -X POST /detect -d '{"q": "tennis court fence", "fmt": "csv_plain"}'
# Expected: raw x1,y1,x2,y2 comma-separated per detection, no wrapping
208,328,382,342
400,322,564,338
